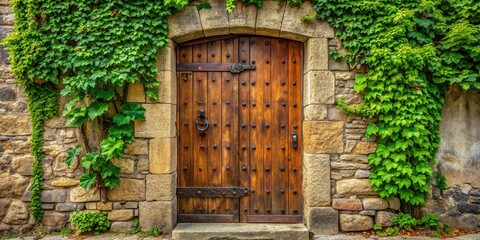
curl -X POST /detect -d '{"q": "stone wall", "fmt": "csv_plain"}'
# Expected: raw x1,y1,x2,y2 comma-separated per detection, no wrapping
424,85,480,231
0,0,479,236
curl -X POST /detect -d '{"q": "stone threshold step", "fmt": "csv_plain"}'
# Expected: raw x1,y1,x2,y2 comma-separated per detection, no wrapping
172,223,309,240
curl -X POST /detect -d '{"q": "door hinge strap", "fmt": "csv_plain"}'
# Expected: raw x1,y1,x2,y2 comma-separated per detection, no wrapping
177,187,249,198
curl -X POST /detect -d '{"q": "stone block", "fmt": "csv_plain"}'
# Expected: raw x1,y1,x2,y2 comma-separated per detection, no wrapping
107,178,145,201
375,211,397,227
304,104,327,121
139,199,177,233
198,0,229,37
11,155,33,176
458,202,480,214
280,1,316,41
108,210,134,221
313,20,335,38
339,214,373,232
124,139,148,155
149,137,177,174
331,161,370,170
85,202,97,210
354,170,371,179
110,221,134,232
137,158,149,172
168,5,204,43
339,154,368,163
149,71,176,104
70,186,101,202
41,204,55,210
156,46,176,72
336,179,376,196
111,158,135,174
228,1,256,34
329,56,350,71
126,81,145,102
0,114,31,135
55,203,77,212
41,190,67,203
388,197,400,210
0,85,15,101
303,154,330,207
332,199,363,211
304,121,344,154
0,199,11,220
304,38,328,73
360,210,376,216
3,200,28,225
363,198,388,210
306,207,338,235
123,202,138,209
50,178,79,187
134,104,176,138
41,212,68,231
97,202,113,211
146,172,177,201
255,0,285,37
304,71,335,105
352,142,377,154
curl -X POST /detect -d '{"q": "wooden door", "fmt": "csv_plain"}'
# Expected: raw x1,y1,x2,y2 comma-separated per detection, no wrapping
176,36,303,223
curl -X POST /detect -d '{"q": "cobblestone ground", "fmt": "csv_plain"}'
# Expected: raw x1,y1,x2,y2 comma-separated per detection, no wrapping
4,233,480,240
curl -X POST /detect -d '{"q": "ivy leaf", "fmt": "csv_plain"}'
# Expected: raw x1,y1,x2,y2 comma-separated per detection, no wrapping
81,152,100,170
101,162,120,179
66,145,81,168
104,175,120,189
121,103,145,121
365,123,379,137
113,114,133,126
80,172,97,190
93,89,115,101
65,107,88,127
354,74,367,93
100,137,125,160
145,88,159,100
87,102,109,120
108,124,133,140
196,2,212,11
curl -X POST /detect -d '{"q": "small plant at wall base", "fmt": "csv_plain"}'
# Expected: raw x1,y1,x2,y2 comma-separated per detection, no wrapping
314,0,479,207
69,210,111,234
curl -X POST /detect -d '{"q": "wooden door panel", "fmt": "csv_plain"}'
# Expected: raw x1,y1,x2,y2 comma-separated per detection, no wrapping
177,36,302,223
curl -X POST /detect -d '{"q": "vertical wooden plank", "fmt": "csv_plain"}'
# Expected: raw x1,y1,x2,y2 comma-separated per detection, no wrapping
221,38,239,217
192,43,209,214
270,38,289,216
249,37,270,216
263,38,273,215
287,41,303,216
207,40,223,215
177,46,194,214
238,37,250,222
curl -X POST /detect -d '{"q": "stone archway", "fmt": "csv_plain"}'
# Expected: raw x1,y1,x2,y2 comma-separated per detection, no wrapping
138,0,360,234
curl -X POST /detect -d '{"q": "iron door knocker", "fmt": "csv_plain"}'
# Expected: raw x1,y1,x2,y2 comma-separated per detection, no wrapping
196,109,209,135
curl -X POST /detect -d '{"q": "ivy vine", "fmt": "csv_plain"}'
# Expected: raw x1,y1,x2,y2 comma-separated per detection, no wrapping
314,0,479,205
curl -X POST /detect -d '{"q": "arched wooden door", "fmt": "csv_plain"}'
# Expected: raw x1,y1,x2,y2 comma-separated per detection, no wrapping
176,36,303,223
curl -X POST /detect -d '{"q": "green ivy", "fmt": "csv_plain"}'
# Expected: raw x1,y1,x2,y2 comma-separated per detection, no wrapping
69,210,111,234
314,0,479,205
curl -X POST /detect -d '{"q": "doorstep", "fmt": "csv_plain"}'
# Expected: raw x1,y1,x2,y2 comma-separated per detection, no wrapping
172,223,309,240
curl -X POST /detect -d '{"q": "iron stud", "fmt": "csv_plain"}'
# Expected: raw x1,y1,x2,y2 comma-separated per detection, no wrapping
182,53,186,57
222,192,226,196
266,209,271,213
254,208,258,212
266,146,271,150
281,209,285,213
211,209,215,212
265,102,270,107
265,167,270,172
281,81,286,85
293,124,298,129
281,189,285,194
183,166,188,170
200,144,205,148
241,123,246,128
281,146,286,150
244,208,248,212
281,59,286,64
213,101,217,105
183,77,188,82
226,144,231,149
266,60,270,64
198,167,202,171
241,81,246,85
251,60,256,64
294,209,298,213
242,145,247,150
184,100,188,105
198,100,202,105
197,53,201,57
226,122,230,126
252,102,256,106
293,82,297,86
251,80,256,85
212,77,216,82
197,190,202,195
281,123,286,128
265,41,270,45
265,81,270,86
226,53,230,58
266,189,270,193
213,144,218,149
252,123,256,128
213,122,218,127
211,53,215,57
293,103,297,108
213,167,217,171
250,41,255,44
242,102,246,106
282,102,286,106
252,145,256,150
184,122,188,126
242,166,247,171
184,144,189,148
293,59,297,63
293,168,298,172
242,59,246,63
252,190,256,193
280,166,285,171
226,100,230,104
252,167,256,172
232,192,236,196
226,78,231,82
265,123,270,128
226,166,231,171
293,190,298,194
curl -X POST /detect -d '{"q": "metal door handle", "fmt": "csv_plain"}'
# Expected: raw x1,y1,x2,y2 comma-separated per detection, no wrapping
292,131,298,149
196,109,209,135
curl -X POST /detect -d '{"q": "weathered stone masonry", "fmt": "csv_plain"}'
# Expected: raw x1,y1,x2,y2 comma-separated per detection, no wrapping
0,0,479,234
